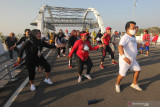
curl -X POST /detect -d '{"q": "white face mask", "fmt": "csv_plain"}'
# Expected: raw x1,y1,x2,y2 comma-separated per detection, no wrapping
129,30,136,35
84,45,89,51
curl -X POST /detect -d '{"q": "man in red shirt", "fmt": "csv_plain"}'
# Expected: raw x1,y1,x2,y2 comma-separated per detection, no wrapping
141,30,151,56
69,32,102,82
100,27,117,69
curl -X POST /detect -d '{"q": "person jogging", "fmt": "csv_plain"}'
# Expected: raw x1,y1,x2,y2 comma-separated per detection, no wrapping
100,27,117,69
115,21,143,93
17,29,55,91
69,32,102,82
140,30,151,56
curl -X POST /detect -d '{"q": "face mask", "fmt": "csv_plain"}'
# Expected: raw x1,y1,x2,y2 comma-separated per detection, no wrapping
129,30,136,35
84,45,89,51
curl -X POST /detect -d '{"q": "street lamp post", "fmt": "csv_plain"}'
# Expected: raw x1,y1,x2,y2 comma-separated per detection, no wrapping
133,0,138,20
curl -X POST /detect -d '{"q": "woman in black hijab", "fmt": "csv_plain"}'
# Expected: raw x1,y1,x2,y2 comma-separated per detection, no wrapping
17,29,55,91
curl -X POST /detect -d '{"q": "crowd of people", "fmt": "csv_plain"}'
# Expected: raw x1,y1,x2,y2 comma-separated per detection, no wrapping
3,21,159,92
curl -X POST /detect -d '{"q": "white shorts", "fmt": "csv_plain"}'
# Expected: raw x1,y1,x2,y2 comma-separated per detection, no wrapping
119,59,141,76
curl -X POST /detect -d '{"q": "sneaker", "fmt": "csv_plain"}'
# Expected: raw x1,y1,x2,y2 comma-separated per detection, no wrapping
78,76,82,82
100,64,104,69
107,55,111,58
61,49,63,53
62,54,66,56
69,65,72,69
112,61,117,65
10,59,14,62
130,83,143,91
145,54,149,56
84,74,92,80
57,55,60,58
115,84,121,93
30,84,36,91
44,78,53,84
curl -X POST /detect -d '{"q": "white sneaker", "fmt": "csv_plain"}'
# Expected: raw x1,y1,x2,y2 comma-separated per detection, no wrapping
130,83,143,91
115,84,121,93
84,74,92,80
78,76,82,82
10,59,14,62
44,78,53,84
62,54,66,56
30,84,36,91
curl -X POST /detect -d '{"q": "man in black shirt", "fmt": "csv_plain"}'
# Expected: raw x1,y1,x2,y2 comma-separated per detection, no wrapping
5,32,19,61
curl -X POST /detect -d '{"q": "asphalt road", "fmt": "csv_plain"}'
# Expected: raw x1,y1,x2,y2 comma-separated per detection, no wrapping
1,45,160,107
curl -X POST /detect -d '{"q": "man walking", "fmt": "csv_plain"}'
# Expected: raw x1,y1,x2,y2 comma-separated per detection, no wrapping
115,21,143,93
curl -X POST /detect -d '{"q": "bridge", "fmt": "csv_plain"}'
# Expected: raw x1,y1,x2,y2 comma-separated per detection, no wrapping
30,5,105,33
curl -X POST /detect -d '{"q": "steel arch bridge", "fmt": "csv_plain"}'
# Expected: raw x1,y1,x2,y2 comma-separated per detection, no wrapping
30,5,105,33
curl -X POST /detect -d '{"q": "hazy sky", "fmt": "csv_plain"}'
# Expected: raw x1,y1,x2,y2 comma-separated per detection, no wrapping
0,0,160,35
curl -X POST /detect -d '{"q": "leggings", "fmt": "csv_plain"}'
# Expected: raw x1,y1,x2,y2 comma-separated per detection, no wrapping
26,56,50,80
76,55,93,75
56,46,66,55
101,45,114,62
8,47,19,59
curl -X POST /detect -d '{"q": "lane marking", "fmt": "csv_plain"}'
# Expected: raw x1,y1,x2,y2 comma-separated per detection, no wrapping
4,49,52,107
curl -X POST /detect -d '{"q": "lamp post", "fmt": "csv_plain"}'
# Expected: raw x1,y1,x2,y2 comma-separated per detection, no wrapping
133,0,138,20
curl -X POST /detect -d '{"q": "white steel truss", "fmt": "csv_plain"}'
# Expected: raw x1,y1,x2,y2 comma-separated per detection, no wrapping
30,5,105,33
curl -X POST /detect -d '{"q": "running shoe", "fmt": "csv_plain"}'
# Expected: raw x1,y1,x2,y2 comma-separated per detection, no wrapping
44,78,53,84
78,76,82,82
115,84,121,93
84,74,92,80
69,65,72,69
100,64,104,69
62,54,66,56
145,54,149,56
130,83,143,91
30,84,36,91
112,61,117,65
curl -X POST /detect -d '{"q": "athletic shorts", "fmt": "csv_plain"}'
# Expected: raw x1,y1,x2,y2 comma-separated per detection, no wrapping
139,46,149,51
119,59,141,76
145,46,149,51
139,47,144,50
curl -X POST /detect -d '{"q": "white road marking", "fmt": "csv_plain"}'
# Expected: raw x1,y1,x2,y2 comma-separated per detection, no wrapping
4,49,52,107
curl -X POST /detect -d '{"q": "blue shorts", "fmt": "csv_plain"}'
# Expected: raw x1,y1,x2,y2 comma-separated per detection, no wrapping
145,46,149,51
139,46,149,51
139,47,144,50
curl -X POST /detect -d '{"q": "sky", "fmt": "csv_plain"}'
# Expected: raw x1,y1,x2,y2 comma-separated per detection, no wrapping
0,0,160,35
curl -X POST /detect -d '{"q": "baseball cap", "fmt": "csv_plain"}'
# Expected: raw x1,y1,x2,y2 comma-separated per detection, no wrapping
106,27,112,30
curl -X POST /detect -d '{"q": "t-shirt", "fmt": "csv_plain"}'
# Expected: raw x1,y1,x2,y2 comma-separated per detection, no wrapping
119,34,137,62
142,34,150,46
103,33,111,45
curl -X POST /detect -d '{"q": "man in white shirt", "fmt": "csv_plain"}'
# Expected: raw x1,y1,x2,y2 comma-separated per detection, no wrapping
115,21,143,93
64,30,70,41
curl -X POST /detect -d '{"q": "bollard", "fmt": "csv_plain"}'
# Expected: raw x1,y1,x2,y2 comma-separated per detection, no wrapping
5,65,12,79
5,65,18,81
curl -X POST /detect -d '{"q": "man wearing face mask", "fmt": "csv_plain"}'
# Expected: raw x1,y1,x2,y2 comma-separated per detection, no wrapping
115,21,143,93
